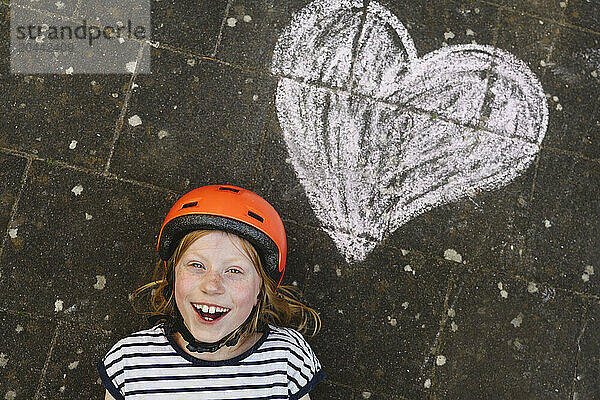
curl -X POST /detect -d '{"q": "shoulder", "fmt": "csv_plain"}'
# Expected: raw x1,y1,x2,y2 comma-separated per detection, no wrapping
265,325,319,365
102,324,167,361
266,326,325,400
266,326,311,351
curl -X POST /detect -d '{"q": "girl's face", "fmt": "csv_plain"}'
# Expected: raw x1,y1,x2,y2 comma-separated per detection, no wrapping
174,231,262,344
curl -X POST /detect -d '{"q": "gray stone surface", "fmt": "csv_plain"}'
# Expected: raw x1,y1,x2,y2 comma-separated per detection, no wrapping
1,0,599,399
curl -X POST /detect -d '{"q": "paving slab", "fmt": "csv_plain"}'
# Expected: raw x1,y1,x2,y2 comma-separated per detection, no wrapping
379,0,499,57
147,0,226,56
0,54,129,172
430,267,585,399
572,299,600,400
109,50,277,192
253,112,321,227
0,159,177,336
564,0,600,33
34,322,114,399
216,0,306,73
2,3,130,170
0,310,56,400
542,26,600,159
14,0,78,19
496,8,560,79
521,149,600,295
0,153,26,235
301,229,456,400
498,0,567,22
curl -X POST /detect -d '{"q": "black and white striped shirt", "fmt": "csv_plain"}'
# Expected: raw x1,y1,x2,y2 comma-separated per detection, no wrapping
97,324,325,399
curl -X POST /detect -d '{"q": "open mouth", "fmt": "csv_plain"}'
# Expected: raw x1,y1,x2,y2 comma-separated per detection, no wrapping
192,303,231,322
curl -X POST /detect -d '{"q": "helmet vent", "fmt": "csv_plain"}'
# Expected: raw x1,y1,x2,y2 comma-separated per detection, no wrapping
181,202,197,209
247,211,264,223
219,187,239,193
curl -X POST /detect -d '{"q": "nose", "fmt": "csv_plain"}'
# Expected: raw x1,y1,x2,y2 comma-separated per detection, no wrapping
198,269,225,294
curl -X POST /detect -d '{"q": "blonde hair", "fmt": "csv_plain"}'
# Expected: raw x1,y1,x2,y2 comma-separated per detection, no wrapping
131,230,321,344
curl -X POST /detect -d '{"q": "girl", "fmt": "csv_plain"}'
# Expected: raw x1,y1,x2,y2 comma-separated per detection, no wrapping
97,185,324,399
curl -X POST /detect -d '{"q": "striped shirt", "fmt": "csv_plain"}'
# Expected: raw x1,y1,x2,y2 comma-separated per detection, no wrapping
97,324,325,399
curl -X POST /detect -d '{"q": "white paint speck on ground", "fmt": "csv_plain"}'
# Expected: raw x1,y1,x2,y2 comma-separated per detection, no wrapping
404,264,415,275
85,213,93,220
592,71,598,78
556,103,563,111
498,282,503,290
227,17,237,27
55,1,64,9
362,392,372,399
158,130,169,139
424,379,432,388
511,312,524,328
585,265,594,276
5,390,17,400
272,0,548,263
187,58,196,66
94,275,107,290
436,355,447,366
59,386,66,393
69,140,77,149
65,66,74,75
500,290,508,298
444,249,462,263
451,321,458,332
543,219,552,228
71,184,83,196
0,353,8,367
128,115,142,127
401,249,409,256
527,282,539,293
402,301,409,309
55,299,64,312
447,308,455,318
336,268,342,277
552,96,559,102
313,264,321,272
559,1,566,7
252,94,259,101
125,61,137,73
15,325,23,333
444,31,455,40
466,29,475,36
243,15,252,23
68,361,79,370
8,229,17,239
388,317,397,326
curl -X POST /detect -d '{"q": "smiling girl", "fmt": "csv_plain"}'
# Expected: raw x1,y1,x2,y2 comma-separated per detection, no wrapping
97,185,324,399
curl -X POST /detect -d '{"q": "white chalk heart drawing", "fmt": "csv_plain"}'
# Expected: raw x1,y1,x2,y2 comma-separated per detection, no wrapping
271,0,548,263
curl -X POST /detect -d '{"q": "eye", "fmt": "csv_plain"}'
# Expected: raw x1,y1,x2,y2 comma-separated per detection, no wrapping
190,262,205,269
227,267,243,274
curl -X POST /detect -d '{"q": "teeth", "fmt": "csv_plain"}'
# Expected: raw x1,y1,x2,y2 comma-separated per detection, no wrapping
194,304,230,314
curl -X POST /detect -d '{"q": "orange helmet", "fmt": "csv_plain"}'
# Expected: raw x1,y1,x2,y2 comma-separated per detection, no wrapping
157,185,287,288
